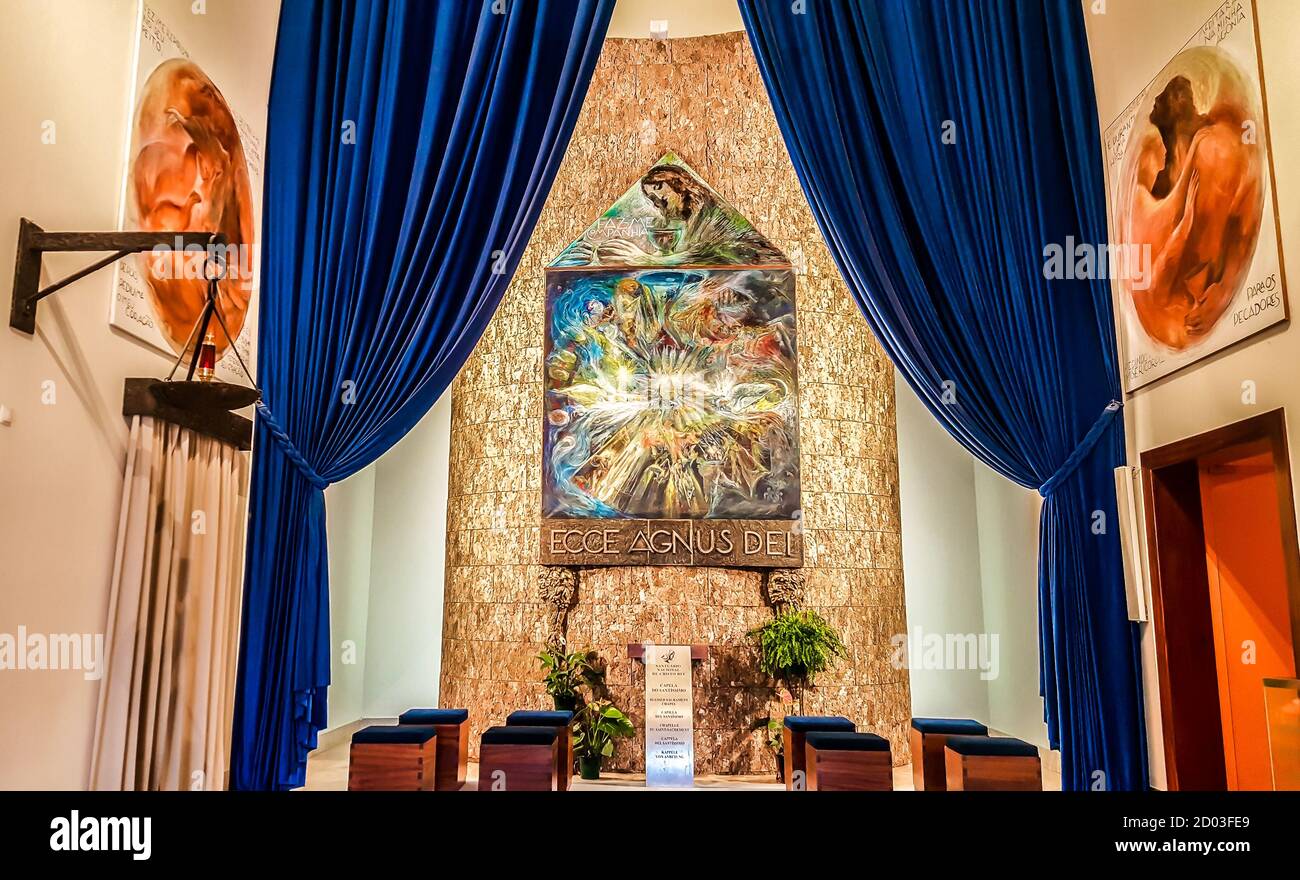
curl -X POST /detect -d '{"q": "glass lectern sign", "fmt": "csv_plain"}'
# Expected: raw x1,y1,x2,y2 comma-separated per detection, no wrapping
643,644,695,788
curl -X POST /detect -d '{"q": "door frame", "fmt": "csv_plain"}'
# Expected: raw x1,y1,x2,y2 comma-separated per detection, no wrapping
1140,408,1300,789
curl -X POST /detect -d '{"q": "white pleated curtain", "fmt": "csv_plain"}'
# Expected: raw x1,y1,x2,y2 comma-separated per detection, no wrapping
91,416,249,791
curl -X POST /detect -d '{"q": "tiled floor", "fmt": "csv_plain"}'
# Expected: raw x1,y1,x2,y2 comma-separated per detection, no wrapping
301,724,1061,791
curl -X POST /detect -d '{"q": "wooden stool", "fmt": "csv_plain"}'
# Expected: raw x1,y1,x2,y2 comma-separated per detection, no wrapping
478,726,560,791
943,735,1041,791
909,717,988,791
348,725,437,791
506,710,574,791
782,716,855,790
804,731,893,791
398,708,470,791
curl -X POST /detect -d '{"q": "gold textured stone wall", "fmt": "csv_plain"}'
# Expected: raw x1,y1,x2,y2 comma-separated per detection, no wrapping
440,33,910,772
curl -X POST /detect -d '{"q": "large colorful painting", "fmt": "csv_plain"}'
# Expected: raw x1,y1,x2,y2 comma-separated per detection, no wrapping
542,156,800,565
544,266,798,519
1103,0,1287,391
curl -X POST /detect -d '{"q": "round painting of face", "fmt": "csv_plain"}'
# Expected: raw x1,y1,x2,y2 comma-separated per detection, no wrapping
1114,45,1266,353
130,58,255,356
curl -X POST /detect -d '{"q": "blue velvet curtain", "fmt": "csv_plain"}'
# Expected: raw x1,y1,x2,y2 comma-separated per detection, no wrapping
231,0,613,790
740,0,1147,789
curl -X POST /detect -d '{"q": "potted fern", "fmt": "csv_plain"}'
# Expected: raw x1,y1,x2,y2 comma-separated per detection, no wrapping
749,609,846,713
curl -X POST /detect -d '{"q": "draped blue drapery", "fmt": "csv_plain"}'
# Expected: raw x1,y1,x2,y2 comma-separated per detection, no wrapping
231,0,613,790
739,0,1147,789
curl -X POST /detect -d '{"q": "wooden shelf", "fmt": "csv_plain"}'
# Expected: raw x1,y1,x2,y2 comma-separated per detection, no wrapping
626,643,708,661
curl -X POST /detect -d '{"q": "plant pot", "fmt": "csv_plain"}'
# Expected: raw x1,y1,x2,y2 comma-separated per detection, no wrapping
553,693,578,712
775,753,785,782
578,755,602,780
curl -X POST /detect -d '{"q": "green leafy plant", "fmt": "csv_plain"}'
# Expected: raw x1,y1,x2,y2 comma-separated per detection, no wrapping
765,716,786,782
537,649,604,710
749,609,846,701
765,717,784,755
572,699,635,779
763,689,794,756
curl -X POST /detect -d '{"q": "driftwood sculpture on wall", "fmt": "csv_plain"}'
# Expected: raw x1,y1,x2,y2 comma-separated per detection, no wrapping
537,565,579,651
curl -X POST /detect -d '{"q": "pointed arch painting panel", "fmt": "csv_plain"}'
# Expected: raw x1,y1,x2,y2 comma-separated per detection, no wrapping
541,155,801,566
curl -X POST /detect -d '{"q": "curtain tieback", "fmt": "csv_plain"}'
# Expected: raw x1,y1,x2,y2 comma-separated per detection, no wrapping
1038,400,1122,498
255,403,329,490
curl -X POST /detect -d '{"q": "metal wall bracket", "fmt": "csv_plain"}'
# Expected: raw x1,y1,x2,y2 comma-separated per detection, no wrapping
10,218,223,334
123,378,253,450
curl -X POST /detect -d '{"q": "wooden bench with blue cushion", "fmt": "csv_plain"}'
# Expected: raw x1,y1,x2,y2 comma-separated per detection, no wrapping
782,715,856,790
943,735,1041,791
506,710,575,791
348,725,438,791
804,731,893,791
398,708,470,791
478,725,562,791
909,717,989,791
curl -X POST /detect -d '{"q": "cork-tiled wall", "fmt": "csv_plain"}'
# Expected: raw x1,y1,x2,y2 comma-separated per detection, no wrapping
439,33,911,773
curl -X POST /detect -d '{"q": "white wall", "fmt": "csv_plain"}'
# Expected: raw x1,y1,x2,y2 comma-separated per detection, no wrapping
324,467,376,729
361,394,452,718
321,393,453,730
0,0,278,790
895,373,990,722
1082,0,1300,789
973,464,1048,747
895,372,1048,745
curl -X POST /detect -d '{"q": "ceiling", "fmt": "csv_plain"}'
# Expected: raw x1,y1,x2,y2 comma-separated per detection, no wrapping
607,0,744,38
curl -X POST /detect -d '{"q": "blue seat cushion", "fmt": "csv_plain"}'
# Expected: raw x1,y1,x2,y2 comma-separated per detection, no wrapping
506,710,573,727
398,708,469,726
351,724,436,745
945,735,1038,758
804,731,890,752
910,717,988,736
783,715,855,733
481,725,559,746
